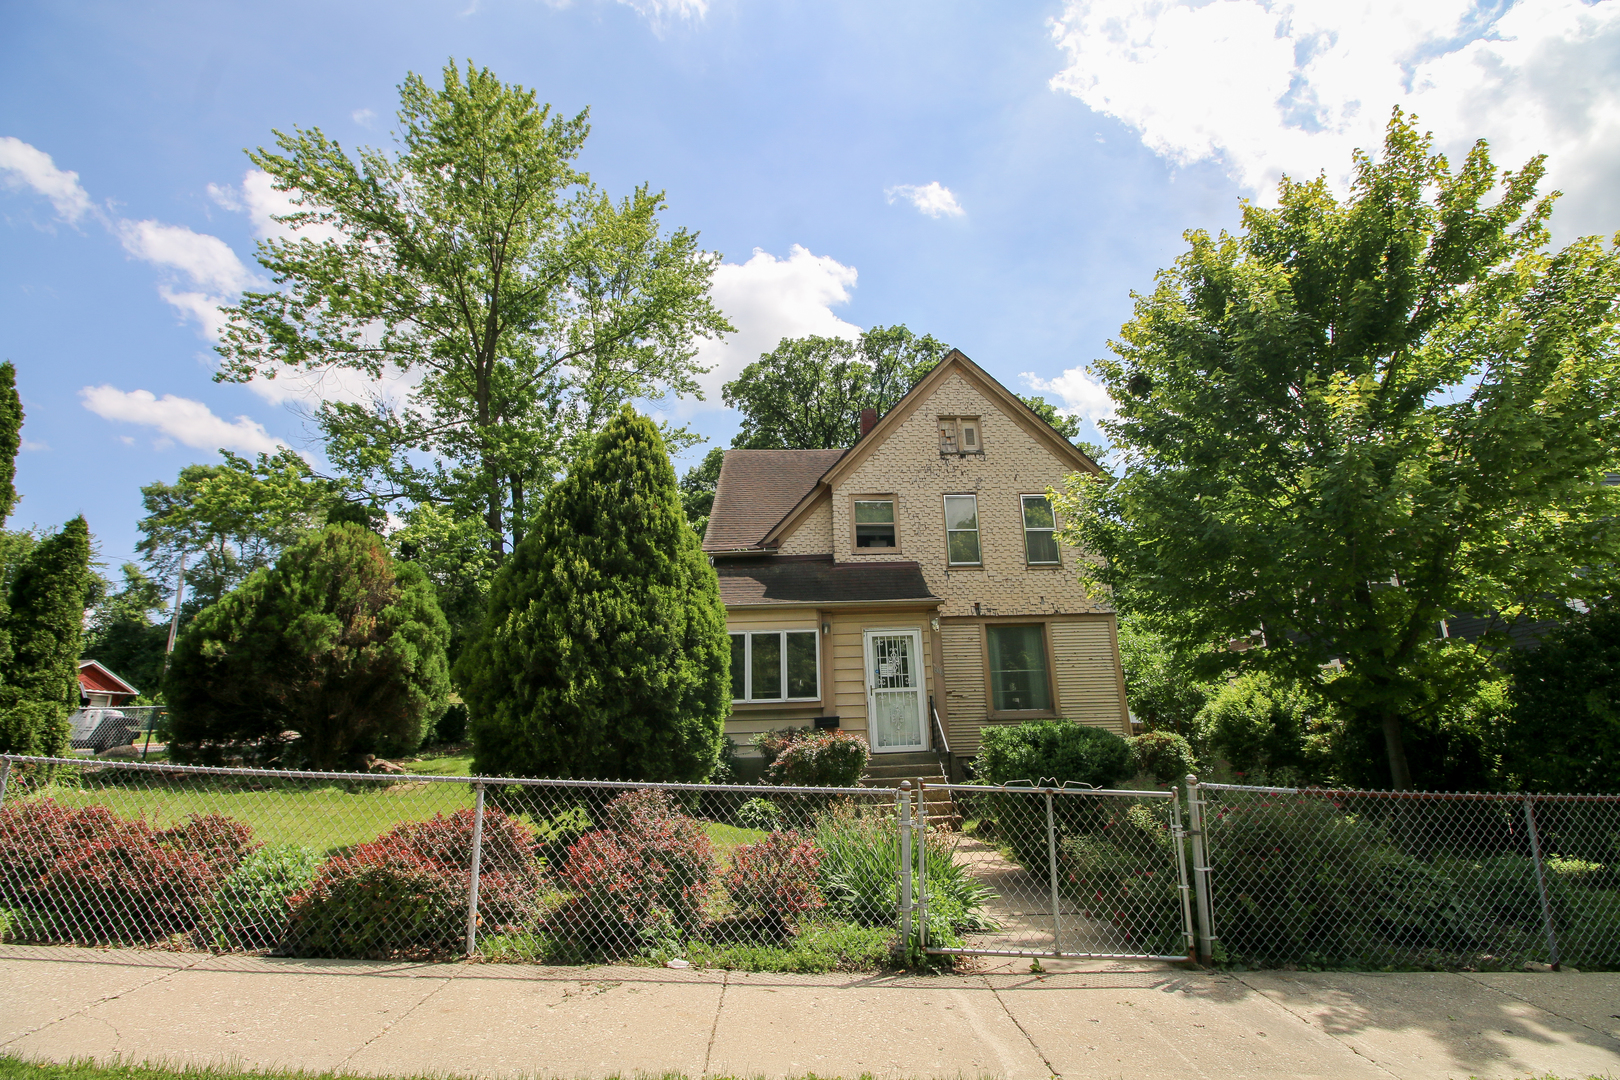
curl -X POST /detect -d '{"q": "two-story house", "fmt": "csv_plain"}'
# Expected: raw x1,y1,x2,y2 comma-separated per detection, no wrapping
703,350,1129,780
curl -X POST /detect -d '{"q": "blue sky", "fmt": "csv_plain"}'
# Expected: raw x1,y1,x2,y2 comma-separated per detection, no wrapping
4,0,1618,576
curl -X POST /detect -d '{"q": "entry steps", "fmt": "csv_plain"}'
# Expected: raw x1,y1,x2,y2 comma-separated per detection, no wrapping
859,751,957,826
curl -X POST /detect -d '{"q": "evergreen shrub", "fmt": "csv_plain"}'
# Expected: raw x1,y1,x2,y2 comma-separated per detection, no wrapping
973,720,1132,788
1127,730,1198,785
765,730,869,787
736,797,782,831
204,844,322,950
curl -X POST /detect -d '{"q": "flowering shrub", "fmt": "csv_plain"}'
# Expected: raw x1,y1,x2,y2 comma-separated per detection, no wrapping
723,830,824,932
288,808,539,959
765,730,869,787
0,798,256,943
556,790,716,950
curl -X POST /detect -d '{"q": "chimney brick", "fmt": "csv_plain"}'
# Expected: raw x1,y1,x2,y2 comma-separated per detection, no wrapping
859,407,878,438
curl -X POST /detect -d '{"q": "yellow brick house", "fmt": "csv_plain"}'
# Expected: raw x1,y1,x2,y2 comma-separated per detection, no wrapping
703,350,1129,781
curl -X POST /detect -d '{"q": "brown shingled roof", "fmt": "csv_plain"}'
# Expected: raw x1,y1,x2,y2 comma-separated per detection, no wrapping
702,448,846,551
716,556,939,607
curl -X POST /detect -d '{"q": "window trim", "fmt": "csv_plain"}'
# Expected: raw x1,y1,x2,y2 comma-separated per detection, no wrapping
848,493,901,554
942,492,982,567
729,629,822,704
980,619,1060,719
1020,493,1063,567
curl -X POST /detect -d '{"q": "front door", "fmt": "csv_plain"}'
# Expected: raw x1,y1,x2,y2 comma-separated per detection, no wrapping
864,629,927,752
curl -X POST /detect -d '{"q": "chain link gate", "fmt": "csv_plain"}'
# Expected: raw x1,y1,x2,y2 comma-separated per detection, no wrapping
910,782,1195,962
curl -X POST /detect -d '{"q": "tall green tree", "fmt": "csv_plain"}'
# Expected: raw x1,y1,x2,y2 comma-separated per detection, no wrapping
0,362,21,525
0,516,91,755
461,407,729,781
678,446,724,534
1499,601,1620,792
165,523,451,769
217,61,732,568
722,325,951,449
1058,113,1620,789
137,448,335,614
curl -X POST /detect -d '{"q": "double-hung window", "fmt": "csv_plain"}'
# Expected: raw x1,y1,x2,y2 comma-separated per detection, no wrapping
854,498,897,548
729,630,819,702
1021,495,1061,565
944,494,981,565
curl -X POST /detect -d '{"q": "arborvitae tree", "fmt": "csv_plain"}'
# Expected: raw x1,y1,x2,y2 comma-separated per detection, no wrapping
0,516,91,755
461,407,729,781
165,523,451,769
0,362,21,525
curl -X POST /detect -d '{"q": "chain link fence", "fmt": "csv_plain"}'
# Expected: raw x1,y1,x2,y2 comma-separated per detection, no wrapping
917,782,1194,962
0,755,905,965
1188,780,1620,971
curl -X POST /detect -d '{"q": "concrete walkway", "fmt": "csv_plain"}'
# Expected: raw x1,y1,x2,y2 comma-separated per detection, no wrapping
2,945,1618,1079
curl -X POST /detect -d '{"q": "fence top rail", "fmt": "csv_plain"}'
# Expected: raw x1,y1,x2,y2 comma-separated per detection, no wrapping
1195,780,1620,803
0,754,901,799
919,780,1174,799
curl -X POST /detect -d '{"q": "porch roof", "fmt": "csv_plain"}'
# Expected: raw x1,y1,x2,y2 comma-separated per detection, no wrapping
716,556,940,607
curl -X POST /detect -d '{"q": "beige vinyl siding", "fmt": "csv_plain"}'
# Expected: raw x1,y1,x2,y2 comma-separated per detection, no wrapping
1051,618,1127,733
940,622,988,750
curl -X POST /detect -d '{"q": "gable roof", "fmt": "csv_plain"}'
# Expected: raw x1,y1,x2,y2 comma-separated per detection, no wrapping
703,448,845,552
716,556,939,607
758,349,1104,547
78,660,139,697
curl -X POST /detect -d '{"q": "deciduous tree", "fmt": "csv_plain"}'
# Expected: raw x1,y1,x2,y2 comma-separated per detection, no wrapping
1058,113,1620,789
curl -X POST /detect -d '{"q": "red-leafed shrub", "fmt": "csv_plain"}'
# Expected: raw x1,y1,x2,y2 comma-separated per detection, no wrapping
0,798,256,943
723,830,824,932
765,730,869,787
287,807,539,959
555,790,716,950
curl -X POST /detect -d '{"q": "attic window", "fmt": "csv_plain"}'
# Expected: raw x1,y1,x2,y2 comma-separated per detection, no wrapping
938,417,982,455
854,499,897,548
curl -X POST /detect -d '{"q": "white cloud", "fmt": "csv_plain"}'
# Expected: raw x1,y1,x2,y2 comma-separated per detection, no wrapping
885,181,966,219
352,108,377,126
688,245,862,405
0,136,96,223
20,439,48,452
79,385,287,455
118,219,258,294
210,169,343,243
1022,367,1116,422
1050,0,1620,238
614,0,708,29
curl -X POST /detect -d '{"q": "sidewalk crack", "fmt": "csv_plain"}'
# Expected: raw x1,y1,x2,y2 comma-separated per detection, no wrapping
702,970,728,1077
983,975,1060,1078
1228,972,1401,1079
338,973,456,1068
1456,971,1618,1041
0,953,210,1051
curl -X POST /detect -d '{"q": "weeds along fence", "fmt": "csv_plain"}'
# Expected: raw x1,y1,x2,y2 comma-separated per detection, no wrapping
0,755,917,964
1186,779,1620,971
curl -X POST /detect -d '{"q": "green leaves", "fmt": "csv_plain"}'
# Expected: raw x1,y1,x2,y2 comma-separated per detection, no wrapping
1058,110,1620,788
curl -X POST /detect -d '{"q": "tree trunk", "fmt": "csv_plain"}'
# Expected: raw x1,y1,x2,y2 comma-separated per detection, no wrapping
1381,708,1413,790
510,473,525,550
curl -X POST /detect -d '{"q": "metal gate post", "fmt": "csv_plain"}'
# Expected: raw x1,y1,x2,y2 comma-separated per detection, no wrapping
899,781,913,948
1045,789,1062,953
916,783,929,948
1170,788,1196,964
1185,775,1214,964
0,757,11,807
1522,793,1561,971
464,782,487,959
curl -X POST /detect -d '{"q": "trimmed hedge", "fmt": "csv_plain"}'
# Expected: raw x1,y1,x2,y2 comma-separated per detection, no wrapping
974,720,1132,788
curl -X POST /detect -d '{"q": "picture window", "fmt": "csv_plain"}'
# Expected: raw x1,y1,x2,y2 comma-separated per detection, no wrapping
730,630,819,702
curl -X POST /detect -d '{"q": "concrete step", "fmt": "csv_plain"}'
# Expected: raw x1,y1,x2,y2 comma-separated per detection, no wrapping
866,751,945,767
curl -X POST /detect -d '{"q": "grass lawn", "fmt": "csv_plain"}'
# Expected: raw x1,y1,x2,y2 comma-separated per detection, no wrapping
400,751,473,777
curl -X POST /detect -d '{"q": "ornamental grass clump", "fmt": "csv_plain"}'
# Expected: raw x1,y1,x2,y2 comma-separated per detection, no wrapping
287,807,539,959
554,789,717,954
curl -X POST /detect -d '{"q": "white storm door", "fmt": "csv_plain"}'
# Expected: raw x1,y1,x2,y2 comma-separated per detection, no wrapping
864,629,926,752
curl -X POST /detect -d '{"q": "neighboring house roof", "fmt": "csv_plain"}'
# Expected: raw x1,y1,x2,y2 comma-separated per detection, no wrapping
716,556,940,607
703,448,846,552
77,660,139,698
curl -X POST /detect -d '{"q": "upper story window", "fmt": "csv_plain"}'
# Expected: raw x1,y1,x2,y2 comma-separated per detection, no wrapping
730,630,819,702
938,417,982,455
1021,495,1061,565
943,494,981,565
854,498,897,548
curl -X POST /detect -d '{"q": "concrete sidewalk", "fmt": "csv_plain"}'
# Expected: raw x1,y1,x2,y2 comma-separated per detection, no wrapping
2,945,1617,1080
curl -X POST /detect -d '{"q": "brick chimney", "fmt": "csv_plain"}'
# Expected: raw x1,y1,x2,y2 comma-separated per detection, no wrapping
859,408,878,439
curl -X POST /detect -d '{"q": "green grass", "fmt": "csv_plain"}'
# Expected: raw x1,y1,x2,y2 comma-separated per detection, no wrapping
400,752,473,777
683,919,899,973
